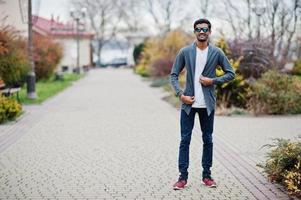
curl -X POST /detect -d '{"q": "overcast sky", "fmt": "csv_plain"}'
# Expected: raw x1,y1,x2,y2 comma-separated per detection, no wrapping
32,0,299,39
33,0,71,22
32,0,227,35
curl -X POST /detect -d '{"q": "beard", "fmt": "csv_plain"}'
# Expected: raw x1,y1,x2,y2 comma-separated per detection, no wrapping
197,37,207,42
197,35,208,42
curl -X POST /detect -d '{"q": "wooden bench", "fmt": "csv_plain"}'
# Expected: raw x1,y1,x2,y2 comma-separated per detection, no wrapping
0,84,21,102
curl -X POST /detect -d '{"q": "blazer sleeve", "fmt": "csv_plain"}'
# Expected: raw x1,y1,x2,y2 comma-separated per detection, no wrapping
170,49,185,97
212,50,235,84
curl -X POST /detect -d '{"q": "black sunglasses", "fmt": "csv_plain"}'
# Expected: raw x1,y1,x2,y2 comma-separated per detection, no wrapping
194,27,209,33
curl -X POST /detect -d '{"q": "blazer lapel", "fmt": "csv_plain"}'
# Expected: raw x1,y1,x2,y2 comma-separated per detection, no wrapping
191,42,197,79
202,44,213,74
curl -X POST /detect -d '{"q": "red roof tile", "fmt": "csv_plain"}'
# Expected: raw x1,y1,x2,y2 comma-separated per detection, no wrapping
32,15,94,39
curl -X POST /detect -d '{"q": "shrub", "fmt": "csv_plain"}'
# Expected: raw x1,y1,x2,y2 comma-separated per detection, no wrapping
135,63,150,77
0,25,30,87
262,138,301,198
216,58,250,108
249,70,301,114
215,38,251,108
231,39,275,79
133,43,145,65
292,59,301,75
150,77,170,88
136,29,192,78
151,58,173,77
0,95,22,123
33,34,63,80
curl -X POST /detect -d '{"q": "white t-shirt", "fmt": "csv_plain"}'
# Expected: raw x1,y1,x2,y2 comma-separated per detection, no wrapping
192,46,208,108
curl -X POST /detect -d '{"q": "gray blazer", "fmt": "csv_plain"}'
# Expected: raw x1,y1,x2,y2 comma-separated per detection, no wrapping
170,42,235,116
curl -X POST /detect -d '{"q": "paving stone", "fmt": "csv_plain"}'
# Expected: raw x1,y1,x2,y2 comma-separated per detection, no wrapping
0,68,297,199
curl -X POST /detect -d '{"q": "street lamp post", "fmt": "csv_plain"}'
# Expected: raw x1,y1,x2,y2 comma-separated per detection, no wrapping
26,0,37,99
70,9,85,74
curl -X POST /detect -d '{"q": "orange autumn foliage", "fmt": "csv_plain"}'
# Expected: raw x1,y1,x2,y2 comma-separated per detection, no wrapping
33,34,63,80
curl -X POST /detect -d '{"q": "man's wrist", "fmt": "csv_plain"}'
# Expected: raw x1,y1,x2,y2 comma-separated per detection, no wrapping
212,78,218,85
177,91,183,98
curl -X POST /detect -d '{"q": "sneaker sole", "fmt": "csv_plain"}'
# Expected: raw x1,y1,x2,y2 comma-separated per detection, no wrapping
173,186,185,190
201,182,217,188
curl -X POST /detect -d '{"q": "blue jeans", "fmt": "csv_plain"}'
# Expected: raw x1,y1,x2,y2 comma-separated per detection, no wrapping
178,108,214,180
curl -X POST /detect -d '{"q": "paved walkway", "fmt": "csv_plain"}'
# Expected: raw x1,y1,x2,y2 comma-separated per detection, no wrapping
0,68,300,200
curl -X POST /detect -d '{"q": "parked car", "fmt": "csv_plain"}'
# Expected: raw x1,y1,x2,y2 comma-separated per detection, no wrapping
93,39,129,67
109,58,127,67
96,53,128,67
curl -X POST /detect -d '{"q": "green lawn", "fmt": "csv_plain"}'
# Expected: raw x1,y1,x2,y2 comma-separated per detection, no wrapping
19,73,83,104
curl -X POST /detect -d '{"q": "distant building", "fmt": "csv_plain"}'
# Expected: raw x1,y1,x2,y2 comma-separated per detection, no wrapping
0,0,94,72
32,15,94,72
0,0,28,37
123,31,149,66
92,31,148,68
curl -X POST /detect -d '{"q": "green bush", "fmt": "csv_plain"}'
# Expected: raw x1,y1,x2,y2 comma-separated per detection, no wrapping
215,38,251,108
135,29,191,78
133,43,145,65
0,95,22,123
0,51,30,87
262,138,301,198
0,25,30,87
135,64,150,77
249,70,301,114
292,59,301,75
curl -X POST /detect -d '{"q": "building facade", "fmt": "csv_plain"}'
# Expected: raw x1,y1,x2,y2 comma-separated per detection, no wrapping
0,0,28,37
32,16,94,72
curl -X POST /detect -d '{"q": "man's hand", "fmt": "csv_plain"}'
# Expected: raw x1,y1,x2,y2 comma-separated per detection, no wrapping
199,76,213,86
180,95,195,105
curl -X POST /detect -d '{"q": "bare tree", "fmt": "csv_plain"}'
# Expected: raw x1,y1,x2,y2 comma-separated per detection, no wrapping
246,0,252,40
281,0,300,63
142,0,187,34
220,0,254,39
199,0,210,17
115,0,143,33
264,0,300,65
222,0,240,37
71,0,124,64
266,0,280,56
220,0,301,66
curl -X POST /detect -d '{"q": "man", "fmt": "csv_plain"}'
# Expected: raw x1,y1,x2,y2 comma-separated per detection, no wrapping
170,18,235,190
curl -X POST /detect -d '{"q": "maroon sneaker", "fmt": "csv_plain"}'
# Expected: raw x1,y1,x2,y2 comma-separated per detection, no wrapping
202,177,217,188
173,178,187,190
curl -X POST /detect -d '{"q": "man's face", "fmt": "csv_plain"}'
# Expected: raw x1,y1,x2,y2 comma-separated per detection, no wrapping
194,23,211,42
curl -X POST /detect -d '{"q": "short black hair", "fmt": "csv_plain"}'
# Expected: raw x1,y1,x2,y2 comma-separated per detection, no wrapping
193,19,211,30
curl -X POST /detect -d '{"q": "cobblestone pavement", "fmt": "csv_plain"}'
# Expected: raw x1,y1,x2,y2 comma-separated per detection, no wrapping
0,68,300,200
